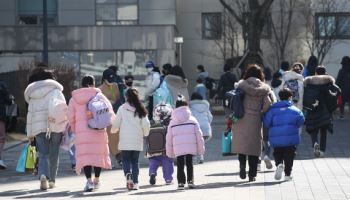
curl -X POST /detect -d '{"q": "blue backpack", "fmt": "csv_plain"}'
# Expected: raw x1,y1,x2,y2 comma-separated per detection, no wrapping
225,88,245,119
153,81,174,107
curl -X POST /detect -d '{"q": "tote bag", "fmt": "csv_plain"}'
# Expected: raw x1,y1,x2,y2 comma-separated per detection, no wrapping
16,144,28,172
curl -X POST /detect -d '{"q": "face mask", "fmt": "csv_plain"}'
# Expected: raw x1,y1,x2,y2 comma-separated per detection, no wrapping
147,68,153,73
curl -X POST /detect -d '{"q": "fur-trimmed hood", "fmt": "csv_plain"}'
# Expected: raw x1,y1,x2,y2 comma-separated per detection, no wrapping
236,77,270,96
304,75,335,86
283,71,304,82
165,75,188,89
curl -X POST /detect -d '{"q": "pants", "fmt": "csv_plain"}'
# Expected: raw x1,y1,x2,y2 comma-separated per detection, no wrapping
83,166,101,179
35,132,62,182
147,96,153,120
340,100,349,115
149,155,174,181
0,120,6,159
262,126,272,157
69,145,76,165
122,151,140,184
273,146,296,176
176,154,193,184
238,154,259,178
310,126,328,152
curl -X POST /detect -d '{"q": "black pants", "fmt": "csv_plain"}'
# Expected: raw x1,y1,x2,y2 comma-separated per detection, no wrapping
340,100,349,115
148,96,153,120
238,154,259,178
310,126,328,152
84,166,102,179
177,155,193,184
273,146,296,176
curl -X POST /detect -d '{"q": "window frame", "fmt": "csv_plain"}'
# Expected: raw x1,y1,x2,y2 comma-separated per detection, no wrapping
95,0,139,26
202,12,222,40
315,12,350,39
16,0,58,25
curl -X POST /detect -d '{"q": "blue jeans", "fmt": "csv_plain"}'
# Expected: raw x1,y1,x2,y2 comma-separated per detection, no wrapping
122,151,140,183
35,132,62,182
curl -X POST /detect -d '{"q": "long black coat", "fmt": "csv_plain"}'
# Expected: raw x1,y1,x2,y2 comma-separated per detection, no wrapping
336,66,350,101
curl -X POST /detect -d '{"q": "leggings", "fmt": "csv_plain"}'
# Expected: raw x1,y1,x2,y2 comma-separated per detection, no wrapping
83,166,101,179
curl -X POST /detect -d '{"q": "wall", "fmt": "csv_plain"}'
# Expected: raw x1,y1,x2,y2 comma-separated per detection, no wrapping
0,0,16,25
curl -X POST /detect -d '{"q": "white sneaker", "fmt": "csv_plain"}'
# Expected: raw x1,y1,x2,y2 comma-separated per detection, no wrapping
319,151,325,157
0,160,7,169
264,155,273,169
48,181,55,189
274,164,284,180
314,143,321,158
93,181,100,190
284,176,293,181
84,181,94,192
132,183,139,190
40,175,48,190
126,173,134,190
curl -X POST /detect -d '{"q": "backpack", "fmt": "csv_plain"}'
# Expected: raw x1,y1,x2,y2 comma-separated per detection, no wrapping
146,124,167,156
325,83,340,113
224,88,245,119
303,85,321,112
284,79,299,102
87,92,113,130
48,91,68,133
153,81,174,107
205,77,215,90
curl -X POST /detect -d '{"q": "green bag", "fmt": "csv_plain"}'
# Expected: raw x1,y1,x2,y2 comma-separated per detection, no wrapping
25,145,36,170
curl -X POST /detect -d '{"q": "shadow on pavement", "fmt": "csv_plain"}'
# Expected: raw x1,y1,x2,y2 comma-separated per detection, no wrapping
205,172,238,176
131,189,184,195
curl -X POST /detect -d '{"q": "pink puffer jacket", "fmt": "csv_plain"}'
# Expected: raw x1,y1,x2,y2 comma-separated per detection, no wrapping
68,87,115,174
166,106,205,158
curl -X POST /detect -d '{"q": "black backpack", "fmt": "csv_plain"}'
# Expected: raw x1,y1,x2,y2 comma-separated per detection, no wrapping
205,77,215,90
225,88,245,119
325,83,341,113
146,124,167,155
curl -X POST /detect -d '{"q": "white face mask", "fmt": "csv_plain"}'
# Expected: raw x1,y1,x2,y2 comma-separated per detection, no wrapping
147,68,153,73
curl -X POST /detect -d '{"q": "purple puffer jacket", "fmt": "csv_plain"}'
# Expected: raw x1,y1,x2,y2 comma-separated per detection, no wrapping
166,106,205,158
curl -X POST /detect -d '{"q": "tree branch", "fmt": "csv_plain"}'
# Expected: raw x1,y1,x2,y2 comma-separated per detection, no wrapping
219,0,244,25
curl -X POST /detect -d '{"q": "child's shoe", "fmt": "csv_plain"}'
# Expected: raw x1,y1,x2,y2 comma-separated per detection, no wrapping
93,180,100,190
263,155,273,169
48,181,55,189
319,151,325,157
274,164,284,180
165,180,173,185
177,183,185,190
149,174,156,185
126,173,134,190
314,143,321,158
284,176,293,181
132,183,139,190
84,181,94,192
188,181,195,189
40,175,48,190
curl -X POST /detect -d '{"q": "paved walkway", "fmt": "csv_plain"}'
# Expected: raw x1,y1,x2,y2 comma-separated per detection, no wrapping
0,115,350,200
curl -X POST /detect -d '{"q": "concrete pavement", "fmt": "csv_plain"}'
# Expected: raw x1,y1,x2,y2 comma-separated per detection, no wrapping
1,114,350,200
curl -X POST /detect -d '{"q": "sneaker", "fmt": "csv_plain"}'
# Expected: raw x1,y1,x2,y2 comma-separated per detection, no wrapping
165,180,173,185
319,151,325,158
48,181,55,189
132,183,139,190
84,181,94,192
284,176,293,181
177,183,185,190
71,164,76,171
248,176,256,182
257,164,261,171
314,143,321,158
40,175,48,190
199,159,204,164
188,181,195,189
239,168,246,180
93,181,100,190
0,160,7,170
149,174,156,185
126,173,134,190
263,155,273,169
274,164,284,180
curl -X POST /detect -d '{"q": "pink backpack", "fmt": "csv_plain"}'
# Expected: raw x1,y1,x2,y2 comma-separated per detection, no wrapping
87,92,113,130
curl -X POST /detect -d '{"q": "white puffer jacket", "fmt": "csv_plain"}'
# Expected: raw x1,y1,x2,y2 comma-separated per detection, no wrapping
111,103,150,151
144,72,161,99
189,100,213,138
281,71,304,109
25,80,68,137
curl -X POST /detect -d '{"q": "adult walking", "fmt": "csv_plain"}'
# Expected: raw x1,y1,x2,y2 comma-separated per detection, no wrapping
144,61,161,119
164,65,190,103
231,64,273,182
304,56,318,77
304,66,340,157
0,80,11,169
336,56,350,119
99,69,121,167
281,62,304,110
217,64,237,106
25,69,68,190
196,65,209,82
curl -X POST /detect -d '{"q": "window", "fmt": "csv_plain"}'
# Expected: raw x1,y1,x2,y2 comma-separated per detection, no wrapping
316,13,350,39
96,0,138,25
202,13,222,40
17,0,57,25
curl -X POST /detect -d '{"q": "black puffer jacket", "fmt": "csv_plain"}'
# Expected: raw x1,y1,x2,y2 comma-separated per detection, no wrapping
217,71,237,98
304,75,336,133
336,65,350,101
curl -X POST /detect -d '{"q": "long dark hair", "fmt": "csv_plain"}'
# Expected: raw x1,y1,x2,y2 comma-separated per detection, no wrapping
170,65,186,80
307,56,318,76
243,64,265,81
126,88,148,118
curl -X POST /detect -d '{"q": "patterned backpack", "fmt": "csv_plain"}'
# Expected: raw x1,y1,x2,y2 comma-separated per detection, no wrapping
87,92,113,130
284,79,299,103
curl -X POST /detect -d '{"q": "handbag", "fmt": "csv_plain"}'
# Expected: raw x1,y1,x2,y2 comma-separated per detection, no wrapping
25,144,37,170
222,131,233,156
16,144,28,172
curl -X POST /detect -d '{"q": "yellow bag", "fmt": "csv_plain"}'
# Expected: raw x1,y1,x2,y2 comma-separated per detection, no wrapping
25,145,37,170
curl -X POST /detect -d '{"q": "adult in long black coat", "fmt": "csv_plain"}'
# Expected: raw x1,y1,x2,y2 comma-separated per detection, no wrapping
336,56,350,118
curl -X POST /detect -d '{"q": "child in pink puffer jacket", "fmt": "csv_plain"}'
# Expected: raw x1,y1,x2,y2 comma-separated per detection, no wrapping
166,95,205,190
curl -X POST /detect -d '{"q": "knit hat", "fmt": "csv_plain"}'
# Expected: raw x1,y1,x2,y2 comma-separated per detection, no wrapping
102,69,116,83
145,61,155,68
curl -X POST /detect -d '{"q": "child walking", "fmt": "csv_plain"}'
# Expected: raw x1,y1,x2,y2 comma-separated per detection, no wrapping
147,103,174,185
189,92,213,163
111,88,150,190
68,75,115,192
263,88,305,181
166,95,205,190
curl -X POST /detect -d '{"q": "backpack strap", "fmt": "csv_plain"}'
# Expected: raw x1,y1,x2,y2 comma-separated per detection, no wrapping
170,123,195,129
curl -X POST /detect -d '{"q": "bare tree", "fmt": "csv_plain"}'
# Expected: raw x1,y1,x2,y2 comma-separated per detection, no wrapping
269,0,297,67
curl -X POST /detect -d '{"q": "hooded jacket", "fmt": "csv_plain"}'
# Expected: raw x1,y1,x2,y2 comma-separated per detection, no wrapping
111,102,150,151
304,75,336,132
25,80,68,137
166,106,205,158
144,71,161,98
189,100,213,137
68,87,114,174
281,71,304,109
263,101,305,148
231,77,272,156
164,75,190,102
